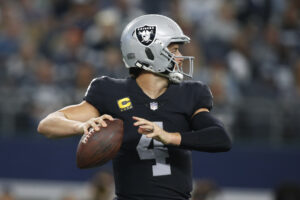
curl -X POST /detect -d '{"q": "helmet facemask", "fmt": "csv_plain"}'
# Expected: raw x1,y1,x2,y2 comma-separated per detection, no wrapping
160,46,194,83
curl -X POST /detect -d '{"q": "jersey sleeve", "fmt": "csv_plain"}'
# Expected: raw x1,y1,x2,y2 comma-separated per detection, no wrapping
83,77,106,114
193,82,213,111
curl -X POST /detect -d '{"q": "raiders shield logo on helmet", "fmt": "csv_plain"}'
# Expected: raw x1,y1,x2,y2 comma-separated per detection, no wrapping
136,25,156,46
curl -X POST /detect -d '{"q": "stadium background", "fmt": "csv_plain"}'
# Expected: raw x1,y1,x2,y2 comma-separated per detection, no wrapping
0,0,300,199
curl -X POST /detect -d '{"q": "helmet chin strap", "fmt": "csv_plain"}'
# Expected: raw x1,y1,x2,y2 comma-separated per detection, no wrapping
134,61,185,83
169,72,183,83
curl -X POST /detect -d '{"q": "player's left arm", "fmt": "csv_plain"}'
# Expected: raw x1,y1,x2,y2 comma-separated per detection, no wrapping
177,108,232,152
132,108,231,152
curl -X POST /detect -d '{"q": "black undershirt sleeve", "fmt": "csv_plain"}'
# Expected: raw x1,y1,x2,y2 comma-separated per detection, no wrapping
179,112,232,152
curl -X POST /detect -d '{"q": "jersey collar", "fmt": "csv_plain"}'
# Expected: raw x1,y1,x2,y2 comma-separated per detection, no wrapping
127,77,176,102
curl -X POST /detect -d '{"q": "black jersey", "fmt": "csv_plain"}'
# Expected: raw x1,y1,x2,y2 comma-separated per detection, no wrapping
84,76,213,200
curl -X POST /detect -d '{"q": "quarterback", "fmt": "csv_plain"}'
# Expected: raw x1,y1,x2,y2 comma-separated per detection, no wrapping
38,14,231,200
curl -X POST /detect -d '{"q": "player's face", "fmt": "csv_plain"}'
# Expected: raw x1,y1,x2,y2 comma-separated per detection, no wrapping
168,43,183,67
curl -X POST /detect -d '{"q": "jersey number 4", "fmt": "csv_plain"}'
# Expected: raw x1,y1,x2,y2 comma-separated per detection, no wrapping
136,122,171,176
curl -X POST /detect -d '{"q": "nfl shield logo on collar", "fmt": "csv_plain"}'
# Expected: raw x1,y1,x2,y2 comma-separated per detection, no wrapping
136,25,156,46
150,102,158,111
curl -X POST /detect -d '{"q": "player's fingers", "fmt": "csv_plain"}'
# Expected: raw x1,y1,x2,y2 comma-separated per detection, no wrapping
102,114,114,121
139,125,154,132
133,118,152,126
90,120,100,131
146,133,157,138
94,117,108,127
83,125,89,135
139,124,153,129
137,127,151,135
133,120,148,126
137,127,143,134
99,119,107,127
133,116,151,124
132,116,145,121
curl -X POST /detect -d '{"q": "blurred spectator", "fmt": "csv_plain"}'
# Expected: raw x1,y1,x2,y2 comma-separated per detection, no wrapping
61,193,77,200
200,0,239,43
84,9,121,50
98,46,128,78
181,0,222,24
191,179,220,200
111,0,144,26
0,2,23,58
73,62,96,102
235,0,273,26
90,171,115,200
0,187,15,200
294,59,300,98
31,58,72,120
274,182,300,200
5,39,39,88
227,28,252,87
207,60,240,106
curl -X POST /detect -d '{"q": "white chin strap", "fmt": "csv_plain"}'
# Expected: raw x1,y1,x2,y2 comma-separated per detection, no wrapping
169,72,184,83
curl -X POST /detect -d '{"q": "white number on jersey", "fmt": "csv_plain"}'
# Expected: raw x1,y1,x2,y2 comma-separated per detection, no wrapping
136,121,171,176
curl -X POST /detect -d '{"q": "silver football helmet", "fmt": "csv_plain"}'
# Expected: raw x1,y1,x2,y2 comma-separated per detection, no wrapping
120,14,194,83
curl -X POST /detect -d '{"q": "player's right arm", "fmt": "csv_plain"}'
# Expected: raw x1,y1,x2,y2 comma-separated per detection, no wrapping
37,101,113,138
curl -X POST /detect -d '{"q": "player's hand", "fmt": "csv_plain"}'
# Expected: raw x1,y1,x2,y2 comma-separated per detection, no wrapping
133,116,175,145
80,114,114,135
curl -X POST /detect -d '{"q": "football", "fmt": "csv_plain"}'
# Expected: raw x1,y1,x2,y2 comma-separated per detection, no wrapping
76,118,124,169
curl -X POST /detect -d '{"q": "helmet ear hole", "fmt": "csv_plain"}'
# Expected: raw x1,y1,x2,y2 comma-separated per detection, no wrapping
145,47,154,60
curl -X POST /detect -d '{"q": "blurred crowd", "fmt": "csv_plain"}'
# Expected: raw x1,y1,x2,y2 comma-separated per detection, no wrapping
1,171,300,200
0,0,300,143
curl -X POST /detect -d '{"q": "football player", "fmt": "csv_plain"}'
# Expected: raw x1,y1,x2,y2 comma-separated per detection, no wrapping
38,14,232,200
